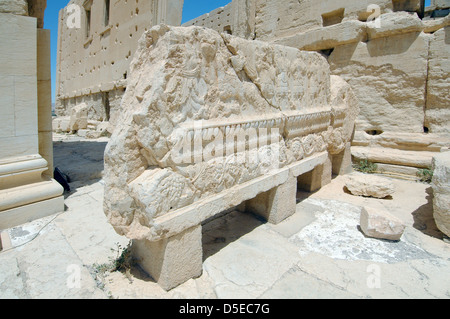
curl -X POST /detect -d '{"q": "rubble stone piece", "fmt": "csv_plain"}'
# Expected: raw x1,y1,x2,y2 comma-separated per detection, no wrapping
69,103,88,132
52,116,70,133
360,206,406,241
345,174,395,198
431,152,450,237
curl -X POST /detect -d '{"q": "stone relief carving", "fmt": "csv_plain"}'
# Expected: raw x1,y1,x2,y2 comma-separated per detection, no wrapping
103,25,358,242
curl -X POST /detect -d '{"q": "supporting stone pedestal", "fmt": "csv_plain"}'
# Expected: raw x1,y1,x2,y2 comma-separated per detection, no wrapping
246,175,297,224
332,142,353,176
0,231,11,251
132,225,203,291
298,155,332,192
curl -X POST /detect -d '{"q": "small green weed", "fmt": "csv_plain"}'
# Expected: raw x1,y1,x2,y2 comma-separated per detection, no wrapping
353,159,378,174
417,167,434,184
92,242,134,280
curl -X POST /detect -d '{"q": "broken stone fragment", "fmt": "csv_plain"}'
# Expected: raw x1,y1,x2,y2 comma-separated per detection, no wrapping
69,103,88,132
345,174,395,199
360,206,405,241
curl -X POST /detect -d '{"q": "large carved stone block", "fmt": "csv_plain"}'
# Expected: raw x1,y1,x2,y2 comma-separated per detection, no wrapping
103,25,358,290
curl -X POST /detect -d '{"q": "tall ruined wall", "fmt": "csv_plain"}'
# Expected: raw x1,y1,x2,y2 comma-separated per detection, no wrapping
266,1,449,135
189,0,447,135
185,0,449,179
254,0,422,41
56,0,184,121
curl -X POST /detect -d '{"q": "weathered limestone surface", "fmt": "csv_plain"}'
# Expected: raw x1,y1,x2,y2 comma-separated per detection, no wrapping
423,14,450,33
0,0,28,15
27,0,46,28
431,152,450,237
68,103,88,132
430,0,450,10
352,131,450,152
254,0,422,41
274,20,367,52
103,25,357,289
425,26,450,133
366,12,424,40
56,0,184,123
345,174,395,199
104,25,357,242
352,146,438,168
329,30,430,133
0,1,64,229
184,0,450,174
360,206,406,241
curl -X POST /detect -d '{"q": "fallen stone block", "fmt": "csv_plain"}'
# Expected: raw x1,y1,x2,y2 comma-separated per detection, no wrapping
69,103,88,132
52,116,71,133
345,174,395,199
360,206,405,241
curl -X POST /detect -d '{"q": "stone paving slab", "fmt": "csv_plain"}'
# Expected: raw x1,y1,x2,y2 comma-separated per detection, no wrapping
0,135,449,299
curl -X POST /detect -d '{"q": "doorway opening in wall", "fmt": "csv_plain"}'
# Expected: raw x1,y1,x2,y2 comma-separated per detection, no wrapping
103,92,110,121
424,126,430,134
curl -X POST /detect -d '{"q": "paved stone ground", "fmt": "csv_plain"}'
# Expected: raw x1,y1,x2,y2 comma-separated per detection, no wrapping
0,134,449,299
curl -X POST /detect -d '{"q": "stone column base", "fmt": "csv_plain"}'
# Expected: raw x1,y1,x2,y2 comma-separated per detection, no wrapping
0,179,64,230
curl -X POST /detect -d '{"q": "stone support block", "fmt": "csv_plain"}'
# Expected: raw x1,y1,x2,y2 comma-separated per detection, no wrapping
332,142,353,176
132,225,203,291
298,155,332,192
246,175,297,225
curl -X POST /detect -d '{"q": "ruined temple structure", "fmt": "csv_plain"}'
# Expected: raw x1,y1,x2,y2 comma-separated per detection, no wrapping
55,0,450,179
54,0,184,135
183,0,450,179
0,0,64,235
49,0,449,290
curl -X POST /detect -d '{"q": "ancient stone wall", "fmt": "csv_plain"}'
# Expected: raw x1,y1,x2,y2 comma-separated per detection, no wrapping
56,0,184,126
186,0,450,178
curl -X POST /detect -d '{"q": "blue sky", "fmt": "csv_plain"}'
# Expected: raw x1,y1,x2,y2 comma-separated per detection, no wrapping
44,0,431,104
